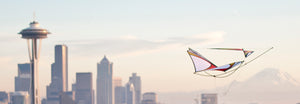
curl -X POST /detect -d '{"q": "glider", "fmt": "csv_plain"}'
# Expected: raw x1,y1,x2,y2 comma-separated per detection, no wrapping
187,47,273,78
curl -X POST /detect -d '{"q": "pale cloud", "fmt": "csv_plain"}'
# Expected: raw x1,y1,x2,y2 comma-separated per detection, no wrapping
120,35,138,40
233,10,241,17
68,31,226,58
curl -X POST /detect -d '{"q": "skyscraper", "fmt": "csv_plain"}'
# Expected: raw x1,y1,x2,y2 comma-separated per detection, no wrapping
129,73,141,104
15,63,31,93
141,92,157,104
0,91,10,104
53,45,68,91
97,56,113,104
201,93,217,104
46,45,68,104
114,86,125,104
126,83,135,104
10,91,29,104
113,77,122,87
114,77,125,104
59,92,75,104
75,73,94,104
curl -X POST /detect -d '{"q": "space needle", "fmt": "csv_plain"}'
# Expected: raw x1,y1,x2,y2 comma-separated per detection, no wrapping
19,20,50,104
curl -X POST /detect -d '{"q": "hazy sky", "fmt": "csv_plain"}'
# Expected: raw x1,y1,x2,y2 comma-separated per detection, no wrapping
0,0,299,98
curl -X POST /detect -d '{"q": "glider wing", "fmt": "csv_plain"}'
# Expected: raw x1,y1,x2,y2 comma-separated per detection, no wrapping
209,61,244,72
210,48,243,51
210,48,254,58
187,48,217,72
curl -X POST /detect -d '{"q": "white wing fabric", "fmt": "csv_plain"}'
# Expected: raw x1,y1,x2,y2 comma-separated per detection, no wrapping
187,48,217,72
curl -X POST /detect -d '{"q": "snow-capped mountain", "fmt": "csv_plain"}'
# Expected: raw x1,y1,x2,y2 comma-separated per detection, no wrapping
157,68,300,104
245,68,299,86
225,68,300,93
220,68,300,104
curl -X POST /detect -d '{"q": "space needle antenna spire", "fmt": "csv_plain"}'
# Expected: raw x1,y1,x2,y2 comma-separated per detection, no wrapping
33,12,36,21
19,17,51,104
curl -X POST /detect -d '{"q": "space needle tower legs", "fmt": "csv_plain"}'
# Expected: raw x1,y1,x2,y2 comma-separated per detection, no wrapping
30,38,39,104
19,21,51,104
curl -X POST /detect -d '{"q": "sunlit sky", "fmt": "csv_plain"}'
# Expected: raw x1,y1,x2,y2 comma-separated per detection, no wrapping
0,0,299,98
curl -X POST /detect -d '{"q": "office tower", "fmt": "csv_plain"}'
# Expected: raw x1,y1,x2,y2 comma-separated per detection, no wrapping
141,92,157,104
0,91,10,104
11,91,29,104
112,77,122,104
64,91,75,101
97,56,113,104
126,83,135,104
201,93,217,104
41,99,46,104
129,73,141,104
71,84,76,92
75,73,94,104
59,92,75,104
15,63,31,93
19,20,51,104
114,86,125,104
114,77,125,104
50,45,68,91
43,98,58,104
46,45,68,104
113,77,122,87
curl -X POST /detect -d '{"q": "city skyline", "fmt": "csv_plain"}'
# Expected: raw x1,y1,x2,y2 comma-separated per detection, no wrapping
0,0,300,103
6,43,153,104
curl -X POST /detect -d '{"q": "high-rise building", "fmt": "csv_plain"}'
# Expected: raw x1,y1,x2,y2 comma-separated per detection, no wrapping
71,84,76,92
113,77,122,87
141,92,157,104
10,91,29,104
129,73,141,104
52,45,68,91
0,91,10,104
15,63,31,93
201,93,217,104
75,73,94,104
41,99,46,104
59,92,75,104
114,77,125,104
126,83,135,104
64,91,75,101
97,56,113,104
114,86,125,104
46,45,68,104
